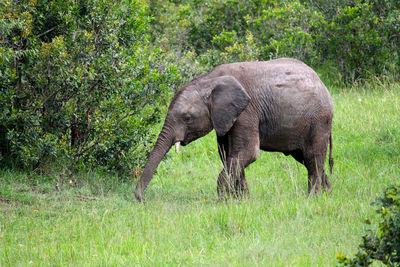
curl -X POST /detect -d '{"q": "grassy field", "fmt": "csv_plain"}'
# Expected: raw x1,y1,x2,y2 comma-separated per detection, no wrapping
1,83,399,266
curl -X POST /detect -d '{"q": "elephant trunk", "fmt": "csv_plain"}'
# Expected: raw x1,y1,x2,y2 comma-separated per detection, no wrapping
134,122,175,202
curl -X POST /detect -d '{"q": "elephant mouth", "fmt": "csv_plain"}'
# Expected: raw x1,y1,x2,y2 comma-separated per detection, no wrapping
180,140,188,146
182,129,210,146
175,128,211,149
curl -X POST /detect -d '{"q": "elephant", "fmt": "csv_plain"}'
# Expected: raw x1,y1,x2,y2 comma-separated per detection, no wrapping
135,58,334,202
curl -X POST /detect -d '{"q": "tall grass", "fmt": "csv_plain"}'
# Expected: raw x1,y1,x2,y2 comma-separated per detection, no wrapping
1,83,399,266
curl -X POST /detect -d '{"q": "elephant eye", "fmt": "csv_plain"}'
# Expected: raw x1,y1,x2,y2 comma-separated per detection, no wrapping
183,115,192,123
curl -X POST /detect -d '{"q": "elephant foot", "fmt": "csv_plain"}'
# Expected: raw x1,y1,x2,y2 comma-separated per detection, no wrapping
237,189,250,199
218,187,249,201
234,177,249,199
322,173,332,192
217,168,250,201
134,189,145,202
308,174,322,195
308,185,321,195
217,172,233,201
217,186,232,202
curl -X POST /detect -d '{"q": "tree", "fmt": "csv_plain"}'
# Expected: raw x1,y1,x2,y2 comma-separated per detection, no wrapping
0,0,179,172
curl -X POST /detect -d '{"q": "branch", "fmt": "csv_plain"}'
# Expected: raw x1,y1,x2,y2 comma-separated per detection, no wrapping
389,34,400,41
307,0,331,15
37,25,58,38
38,85,65,110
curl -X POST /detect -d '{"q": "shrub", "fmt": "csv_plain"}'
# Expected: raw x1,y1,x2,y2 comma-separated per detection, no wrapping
249,1,322,63
188,0,263,53
338,184,400,266
0,0,180,172
316,2,390,82
150,0,399,83
303,0,400,82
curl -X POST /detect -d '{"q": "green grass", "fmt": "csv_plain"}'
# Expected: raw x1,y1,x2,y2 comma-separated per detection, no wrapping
1,83,399,266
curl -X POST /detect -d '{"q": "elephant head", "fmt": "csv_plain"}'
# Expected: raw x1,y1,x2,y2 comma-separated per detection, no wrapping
134,75,251,201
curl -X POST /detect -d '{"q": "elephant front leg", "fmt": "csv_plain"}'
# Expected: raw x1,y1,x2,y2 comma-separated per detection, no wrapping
216,123,259,200
217,166,247,200
217,158,251,201
234,169,249,199
217,170,232,201
217,135,233,200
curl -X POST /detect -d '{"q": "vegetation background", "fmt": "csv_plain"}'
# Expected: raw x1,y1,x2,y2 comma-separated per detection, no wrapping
0,0,399,266
1,0,399,171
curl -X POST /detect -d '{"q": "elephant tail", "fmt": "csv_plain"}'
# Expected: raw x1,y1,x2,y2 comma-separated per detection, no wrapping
328,131,334,175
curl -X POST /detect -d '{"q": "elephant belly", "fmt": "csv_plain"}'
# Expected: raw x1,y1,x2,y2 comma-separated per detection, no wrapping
257,96,320,153
258,120,308,153
260,134,301,153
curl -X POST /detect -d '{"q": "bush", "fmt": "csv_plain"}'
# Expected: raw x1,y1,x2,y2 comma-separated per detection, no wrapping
0,0,180,172
338,184,400,266
188,0,263,53
150,0,399,83
303,0,400,82
315,2,390,82
249,1,322,63
1,0,399,174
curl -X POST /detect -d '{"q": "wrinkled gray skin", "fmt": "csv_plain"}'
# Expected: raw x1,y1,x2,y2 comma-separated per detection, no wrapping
135,58,334,202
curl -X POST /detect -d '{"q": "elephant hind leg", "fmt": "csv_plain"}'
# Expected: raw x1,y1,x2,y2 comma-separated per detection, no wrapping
290,149,331,192
305,154,334,194
322,169,332,191
304,140,330,193
304,155,323,194
290,149,322,193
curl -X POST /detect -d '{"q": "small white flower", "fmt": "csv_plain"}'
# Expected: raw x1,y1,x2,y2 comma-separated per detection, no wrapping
358,98,362,102
28,261,33,264
93,254,98,257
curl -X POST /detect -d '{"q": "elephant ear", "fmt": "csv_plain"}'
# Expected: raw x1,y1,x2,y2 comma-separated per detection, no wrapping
210,76,250,136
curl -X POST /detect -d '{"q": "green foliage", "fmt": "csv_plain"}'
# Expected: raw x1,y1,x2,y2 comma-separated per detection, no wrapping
249,1,321,62
315,2,391,82
149,0,399,82
301,0,400,82
1,0,399,173
188,0,262,53
0,0,180,172
338,184,400,266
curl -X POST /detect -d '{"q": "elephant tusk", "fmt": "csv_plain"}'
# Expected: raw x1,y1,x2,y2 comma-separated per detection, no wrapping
175,142,180,153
